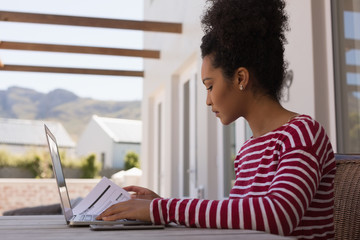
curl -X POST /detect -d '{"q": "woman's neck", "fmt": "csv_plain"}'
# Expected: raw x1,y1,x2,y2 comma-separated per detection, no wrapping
245,95,298,138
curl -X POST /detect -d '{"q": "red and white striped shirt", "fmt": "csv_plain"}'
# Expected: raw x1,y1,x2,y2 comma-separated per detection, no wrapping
150,115,335,240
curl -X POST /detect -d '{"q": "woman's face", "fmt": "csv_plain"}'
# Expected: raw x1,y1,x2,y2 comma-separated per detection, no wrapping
201,55,245,125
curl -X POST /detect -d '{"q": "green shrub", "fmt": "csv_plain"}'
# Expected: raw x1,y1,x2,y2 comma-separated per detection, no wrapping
21,155,41,178
60,151,81,169
0,150,12,166
81,154,101,178
15,150,52,178
0,149,100,179
124,151,140,170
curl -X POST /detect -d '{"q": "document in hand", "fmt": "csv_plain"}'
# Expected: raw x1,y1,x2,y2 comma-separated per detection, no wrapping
73,177,130,216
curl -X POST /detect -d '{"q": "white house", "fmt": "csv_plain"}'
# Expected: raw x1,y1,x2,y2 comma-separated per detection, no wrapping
0,118,75,155
140,0,358,201
76,115,142,169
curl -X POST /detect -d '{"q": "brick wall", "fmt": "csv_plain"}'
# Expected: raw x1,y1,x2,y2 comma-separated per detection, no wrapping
0,178,100,215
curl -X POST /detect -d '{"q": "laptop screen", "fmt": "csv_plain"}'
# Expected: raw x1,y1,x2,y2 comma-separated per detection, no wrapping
44,124,73,222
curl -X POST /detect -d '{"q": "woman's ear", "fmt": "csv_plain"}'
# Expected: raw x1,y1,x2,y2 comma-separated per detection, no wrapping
235,67,249,91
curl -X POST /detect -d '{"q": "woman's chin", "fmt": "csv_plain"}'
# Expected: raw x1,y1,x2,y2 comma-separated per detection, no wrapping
219,116,237,125
219,118,231,125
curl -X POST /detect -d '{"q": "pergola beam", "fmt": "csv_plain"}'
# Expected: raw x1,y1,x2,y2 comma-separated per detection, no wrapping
0,11,182,33
0,41,160,58
346,64,360,74
345,39,360,51
343,1,360,12
0,64,144,77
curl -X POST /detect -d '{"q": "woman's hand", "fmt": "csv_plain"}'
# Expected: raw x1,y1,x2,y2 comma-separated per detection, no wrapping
96,186,160,222
96,199,152,222
124,185,161,200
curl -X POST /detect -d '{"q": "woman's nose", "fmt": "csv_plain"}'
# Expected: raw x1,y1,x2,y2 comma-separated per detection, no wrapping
206,92,212,106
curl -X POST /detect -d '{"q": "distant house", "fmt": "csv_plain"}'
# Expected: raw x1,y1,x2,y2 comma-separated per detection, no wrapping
0,118,75,155
76,115,142,169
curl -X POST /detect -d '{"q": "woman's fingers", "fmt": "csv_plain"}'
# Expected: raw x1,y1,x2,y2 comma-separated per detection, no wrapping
131,194,156,200
124,185,150,195
123,185,138,192
96,202,125,220
96,199,152,222
102,211,133,221
123,185,161,199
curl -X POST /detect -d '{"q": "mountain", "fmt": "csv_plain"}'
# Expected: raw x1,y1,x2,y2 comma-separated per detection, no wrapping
0,87,141,141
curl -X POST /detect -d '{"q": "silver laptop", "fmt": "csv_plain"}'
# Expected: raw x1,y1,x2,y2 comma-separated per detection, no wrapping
44,124,150,226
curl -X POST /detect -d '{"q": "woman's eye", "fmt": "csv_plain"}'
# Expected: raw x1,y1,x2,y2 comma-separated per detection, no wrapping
207,86,213,91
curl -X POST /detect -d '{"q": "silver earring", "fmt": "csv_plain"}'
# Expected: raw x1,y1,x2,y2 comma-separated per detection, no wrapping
240,85,244,91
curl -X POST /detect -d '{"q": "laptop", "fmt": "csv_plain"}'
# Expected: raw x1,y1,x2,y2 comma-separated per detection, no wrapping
44,124,152,226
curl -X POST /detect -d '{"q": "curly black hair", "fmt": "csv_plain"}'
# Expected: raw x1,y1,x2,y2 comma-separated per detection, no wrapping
200,0,289,101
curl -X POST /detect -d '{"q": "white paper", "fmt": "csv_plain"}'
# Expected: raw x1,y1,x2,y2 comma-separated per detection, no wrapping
72,177,131,215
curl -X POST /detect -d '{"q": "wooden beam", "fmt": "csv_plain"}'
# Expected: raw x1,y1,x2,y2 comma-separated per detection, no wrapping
345,39,360,51
347,84,360,93
0,64,144,77
0,41,160,59
0,11,182,33
343,1,360,12
346,65,360,74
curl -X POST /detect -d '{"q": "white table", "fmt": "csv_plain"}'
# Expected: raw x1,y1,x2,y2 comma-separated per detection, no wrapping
0,215,295,240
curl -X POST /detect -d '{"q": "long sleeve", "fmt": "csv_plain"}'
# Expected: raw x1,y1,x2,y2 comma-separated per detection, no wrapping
150,115,335,239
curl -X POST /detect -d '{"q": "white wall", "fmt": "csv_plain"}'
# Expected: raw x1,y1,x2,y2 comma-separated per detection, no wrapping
283,0,315,117
311,0,337,150
283,0,336,148
142,0,212,198
76,119,113,168
113,143,141,168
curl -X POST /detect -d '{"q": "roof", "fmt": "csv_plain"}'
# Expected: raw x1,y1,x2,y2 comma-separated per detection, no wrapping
92,115,142,143
0,118,75,148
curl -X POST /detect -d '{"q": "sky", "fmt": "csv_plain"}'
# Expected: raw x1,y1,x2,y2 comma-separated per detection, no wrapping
0,0,144,101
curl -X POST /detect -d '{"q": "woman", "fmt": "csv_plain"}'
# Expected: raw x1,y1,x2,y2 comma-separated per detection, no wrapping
97,0,335,239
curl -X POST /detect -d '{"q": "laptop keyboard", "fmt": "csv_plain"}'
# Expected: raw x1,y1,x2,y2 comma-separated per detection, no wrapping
73,214,130,222
73,214,98,222
82,214,96,221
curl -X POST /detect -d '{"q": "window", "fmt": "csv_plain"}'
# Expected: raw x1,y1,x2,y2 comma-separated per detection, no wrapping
183,81,190,196
178,63,197,197
153,93,165,196
157,102,163,194
332,0,360,153
222,122,236,196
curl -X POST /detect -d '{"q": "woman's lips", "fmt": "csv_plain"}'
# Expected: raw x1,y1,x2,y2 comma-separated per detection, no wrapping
213,110,219,116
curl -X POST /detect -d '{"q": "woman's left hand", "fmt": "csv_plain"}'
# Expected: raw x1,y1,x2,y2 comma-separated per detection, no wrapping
96,199,152,222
